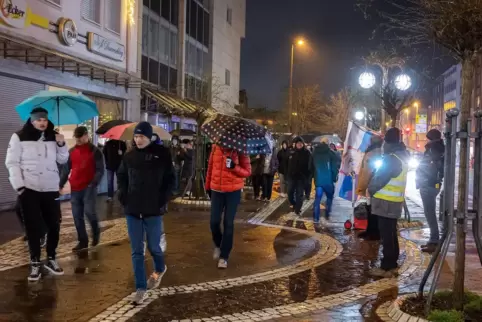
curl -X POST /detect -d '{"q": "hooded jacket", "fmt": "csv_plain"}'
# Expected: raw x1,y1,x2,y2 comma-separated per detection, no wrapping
312,143,339,187
277,141,290,175
287,142,312,180
5,119,69,193
205,145,251,192
117,143,175,217
368,142,409,219
416,139,445,189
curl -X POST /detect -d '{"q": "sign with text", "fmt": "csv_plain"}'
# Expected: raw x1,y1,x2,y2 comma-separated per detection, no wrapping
416,123,427,133
87,32,125,62
416,114,427,124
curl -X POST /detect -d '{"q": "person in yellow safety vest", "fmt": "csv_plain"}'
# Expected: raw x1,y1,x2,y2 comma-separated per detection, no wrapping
367,127,409,278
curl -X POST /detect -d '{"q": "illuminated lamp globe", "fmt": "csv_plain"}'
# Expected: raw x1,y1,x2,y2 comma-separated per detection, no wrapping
359,72,376,89
395,74,412,91
354,111,365,121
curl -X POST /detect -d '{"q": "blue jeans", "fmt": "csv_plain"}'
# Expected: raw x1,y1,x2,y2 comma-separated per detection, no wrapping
313,184,334,222
71,186,99,245
210,190,241,260
107,170,115,198
126,215,166,290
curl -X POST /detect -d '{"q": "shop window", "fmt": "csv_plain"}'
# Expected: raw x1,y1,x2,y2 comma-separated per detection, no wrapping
225,69,230,86
81,0,101,24
105,0,121,34
226,7,232,25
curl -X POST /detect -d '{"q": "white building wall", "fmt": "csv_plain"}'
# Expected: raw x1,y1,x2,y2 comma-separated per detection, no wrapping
210,0,245,114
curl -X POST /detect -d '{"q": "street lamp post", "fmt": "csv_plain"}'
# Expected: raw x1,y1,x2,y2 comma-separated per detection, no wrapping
289,38,305,133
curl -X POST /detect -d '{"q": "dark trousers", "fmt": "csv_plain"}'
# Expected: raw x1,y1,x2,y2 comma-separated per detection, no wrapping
305,178,312,198
16,197,47,237
210,190,242,260
252,174,263,199
106,170,116,198
20,189,61,261
364,206,380,237
377,215,399,271
71,185,100,246
262,174,274,200
288,178,305,214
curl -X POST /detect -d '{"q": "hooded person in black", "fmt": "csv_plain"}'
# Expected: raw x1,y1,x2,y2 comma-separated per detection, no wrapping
416,129,445,253
287,137,312,215
277,140,290,197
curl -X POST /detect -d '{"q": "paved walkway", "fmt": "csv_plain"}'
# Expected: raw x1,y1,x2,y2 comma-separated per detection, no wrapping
0,184,479,322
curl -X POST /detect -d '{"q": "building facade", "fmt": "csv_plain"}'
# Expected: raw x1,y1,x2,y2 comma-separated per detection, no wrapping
0,0,141,209
140,0,245,130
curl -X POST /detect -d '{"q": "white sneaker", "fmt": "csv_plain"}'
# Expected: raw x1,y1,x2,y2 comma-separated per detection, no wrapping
213,247,221,260
147,265,167,289
217,259,228,269
160,234,167,253
132,289,147,305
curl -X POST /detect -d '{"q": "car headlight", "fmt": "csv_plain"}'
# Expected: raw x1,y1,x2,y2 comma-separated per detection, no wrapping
409,158,420,168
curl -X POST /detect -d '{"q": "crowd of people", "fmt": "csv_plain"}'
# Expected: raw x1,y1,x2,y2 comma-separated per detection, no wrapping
4,108,446,303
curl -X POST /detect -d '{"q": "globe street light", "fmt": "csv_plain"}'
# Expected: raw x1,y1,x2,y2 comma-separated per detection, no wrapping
394,74,412,91
355,111,365,121
359,72,376,89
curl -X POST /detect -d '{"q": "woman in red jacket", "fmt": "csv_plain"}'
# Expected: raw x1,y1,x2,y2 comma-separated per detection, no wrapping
205,144,252,268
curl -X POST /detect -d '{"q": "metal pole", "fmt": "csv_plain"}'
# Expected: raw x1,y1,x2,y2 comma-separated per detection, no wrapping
289,44,294,133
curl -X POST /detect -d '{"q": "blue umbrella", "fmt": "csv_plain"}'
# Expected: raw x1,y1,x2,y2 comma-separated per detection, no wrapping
15,90,99,125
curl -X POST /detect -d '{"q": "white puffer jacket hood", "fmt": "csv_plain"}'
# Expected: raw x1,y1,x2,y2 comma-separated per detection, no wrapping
5,120,69,193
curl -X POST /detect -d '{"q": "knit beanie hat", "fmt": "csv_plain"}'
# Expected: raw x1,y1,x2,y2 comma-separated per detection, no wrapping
426,129,442,141
30,107,48,122
134,121,153,139
384,127,401,144
293,136,304,144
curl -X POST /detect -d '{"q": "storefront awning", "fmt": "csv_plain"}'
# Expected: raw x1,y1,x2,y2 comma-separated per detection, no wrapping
0,33,141,89
142,87,203,115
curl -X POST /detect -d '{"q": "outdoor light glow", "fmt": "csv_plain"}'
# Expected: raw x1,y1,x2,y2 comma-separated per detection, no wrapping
359,72,376,89
128,0,136,25
374,159,383,170
413,101,420,108
395,74,412,91
409,157,420,168
355,111,365,121
297,39,305,46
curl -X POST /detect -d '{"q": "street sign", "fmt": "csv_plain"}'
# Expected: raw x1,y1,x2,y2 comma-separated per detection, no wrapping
416,123,427,133
416,114,427,124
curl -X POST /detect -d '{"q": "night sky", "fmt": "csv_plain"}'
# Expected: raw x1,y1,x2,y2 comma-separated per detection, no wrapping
239,0,451,110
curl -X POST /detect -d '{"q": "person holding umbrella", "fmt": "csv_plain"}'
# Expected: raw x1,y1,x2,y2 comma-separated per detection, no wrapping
5,107,69,281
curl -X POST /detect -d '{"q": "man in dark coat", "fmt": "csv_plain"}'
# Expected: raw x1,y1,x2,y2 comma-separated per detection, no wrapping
117,122,174,304
277,141,290,197
416,129,445,253
103,139,127,201
287,137,312,215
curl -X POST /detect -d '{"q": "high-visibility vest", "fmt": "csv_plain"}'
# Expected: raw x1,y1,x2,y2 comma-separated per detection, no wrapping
373,154,408,202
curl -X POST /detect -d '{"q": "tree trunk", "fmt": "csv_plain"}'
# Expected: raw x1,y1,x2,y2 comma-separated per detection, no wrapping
390,112,398,128
453,55,476,310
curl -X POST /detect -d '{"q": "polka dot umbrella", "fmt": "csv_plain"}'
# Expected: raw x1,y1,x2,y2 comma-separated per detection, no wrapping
201,114,272,155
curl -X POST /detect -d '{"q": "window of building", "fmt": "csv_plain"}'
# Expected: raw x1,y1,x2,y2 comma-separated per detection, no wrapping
142,14,149,53
227,7,232,25
81,0,101,24
46,0,61,6
149,17,159,59
105,0,121,34
225,69,231,86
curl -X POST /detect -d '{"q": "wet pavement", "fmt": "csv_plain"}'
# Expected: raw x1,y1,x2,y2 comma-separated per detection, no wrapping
0,185,479,322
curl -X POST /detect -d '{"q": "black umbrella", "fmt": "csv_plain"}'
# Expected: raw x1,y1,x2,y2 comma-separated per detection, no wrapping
170,129,196,136
96,120,132,135
201,114,272,155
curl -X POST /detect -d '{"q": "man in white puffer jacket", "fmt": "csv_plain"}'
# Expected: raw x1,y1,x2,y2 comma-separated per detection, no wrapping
5,107,69,282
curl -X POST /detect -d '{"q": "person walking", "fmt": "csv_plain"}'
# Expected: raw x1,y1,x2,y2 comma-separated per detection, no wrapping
170,136,182,195
277,141,290,197
205,144,251,269
179,139,194,196
103,139,126,201
5,107,69,281
416,129,445,253
367,128,409,278
117,122,174,304
287,137,312,216
251,154,265,200
60,126,105,251
261,148,278,201
356,136,383,240
304,146,313,200
312,139,340,223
